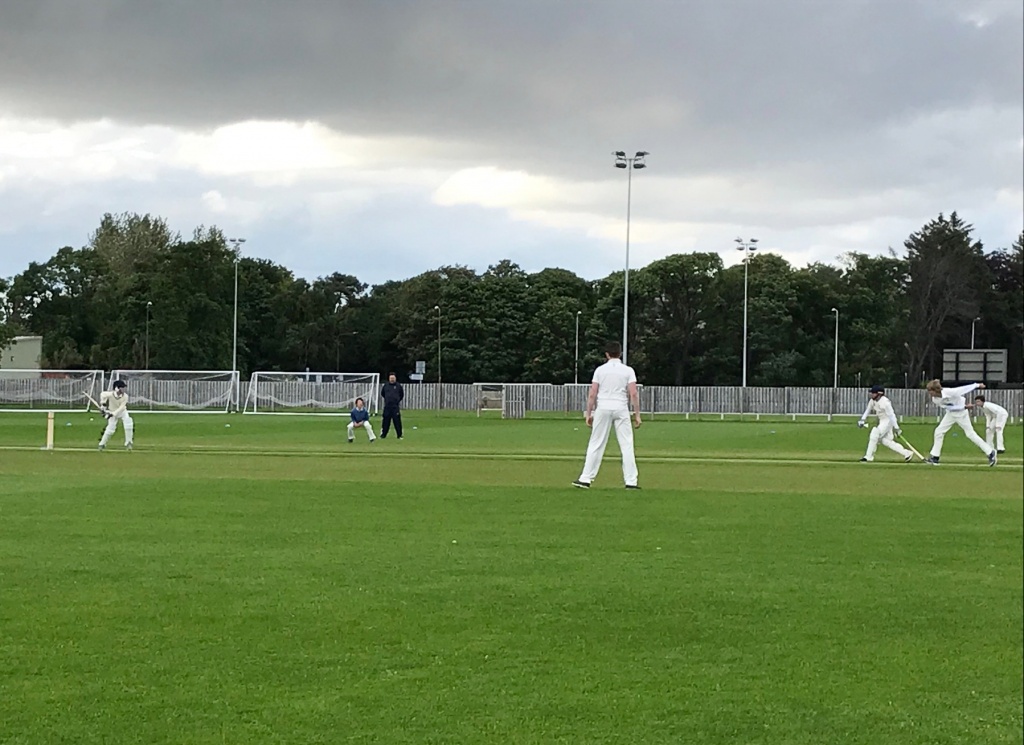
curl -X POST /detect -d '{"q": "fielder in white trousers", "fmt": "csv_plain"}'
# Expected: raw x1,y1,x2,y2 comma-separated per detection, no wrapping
347,419,376,442
925,380,995,466
573,344,642,490
579,408,639,487
973,396,1008,453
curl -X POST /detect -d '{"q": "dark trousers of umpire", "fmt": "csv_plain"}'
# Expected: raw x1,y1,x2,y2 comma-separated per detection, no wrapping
381,407,403,438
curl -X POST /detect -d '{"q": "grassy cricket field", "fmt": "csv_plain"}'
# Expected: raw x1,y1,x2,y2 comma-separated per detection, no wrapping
1,411,1021,744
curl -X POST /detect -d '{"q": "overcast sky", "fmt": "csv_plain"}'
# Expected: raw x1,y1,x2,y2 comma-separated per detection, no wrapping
0,0,1020,286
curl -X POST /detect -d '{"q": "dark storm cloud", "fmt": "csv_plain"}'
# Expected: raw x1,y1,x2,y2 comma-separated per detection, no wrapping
1,0,1020,178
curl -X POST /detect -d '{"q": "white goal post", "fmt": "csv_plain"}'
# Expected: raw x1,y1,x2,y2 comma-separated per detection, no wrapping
242,371,381,415
110,370,240,412
473,383,527,419
0,369,105,412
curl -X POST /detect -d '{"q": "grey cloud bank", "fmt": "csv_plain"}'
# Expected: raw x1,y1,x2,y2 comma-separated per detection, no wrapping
0,0,1020,283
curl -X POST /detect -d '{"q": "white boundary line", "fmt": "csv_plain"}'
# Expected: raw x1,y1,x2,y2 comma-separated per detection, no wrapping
1,443,1019,469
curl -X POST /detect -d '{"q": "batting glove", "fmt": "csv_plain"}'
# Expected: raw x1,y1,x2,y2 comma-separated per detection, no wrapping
857,420,866,428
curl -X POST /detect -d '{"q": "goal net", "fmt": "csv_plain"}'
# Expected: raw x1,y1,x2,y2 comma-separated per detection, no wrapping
0,369,105,412
242,371,380,414
474,383,527,419
109,370,240,412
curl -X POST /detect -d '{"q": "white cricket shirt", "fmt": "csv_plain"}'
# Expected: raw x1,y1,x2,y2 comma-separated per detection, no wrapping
100,390,130,417
863,396,899,429
592,358,637,410
980,401,1009,423
931,383,980,412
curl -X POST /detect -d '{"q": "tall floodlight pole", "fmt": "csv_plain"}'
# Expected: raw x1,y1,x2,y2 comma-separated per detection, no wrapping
831,307,840,388
574,310,582,384
971,316,980,350
228,237,246,409
145,301,153,370
434,305,442,410
614,150,648,366
735,238,759,387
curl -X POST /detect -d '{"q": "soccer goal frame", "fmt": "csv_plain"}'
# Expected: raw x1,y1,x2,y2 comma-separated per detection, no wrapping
109,370,240,412
242,371,381,415
0,369,105,412
473,383,527,419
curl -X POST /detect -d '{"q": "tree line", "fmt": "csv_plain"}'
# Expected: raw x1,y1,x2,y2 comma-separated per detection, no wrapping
1,212,1021,386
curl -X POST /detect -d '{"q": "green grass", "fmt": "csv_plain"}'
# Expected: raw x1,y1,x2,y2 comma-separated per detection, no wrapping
1,413,1021,744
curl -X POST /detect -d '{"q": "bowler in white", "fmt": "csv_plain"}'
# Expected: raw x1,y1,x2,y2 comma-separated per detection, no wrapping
972,395,1008,454
857,385,913,462
573,341,642,490
924,379,996,466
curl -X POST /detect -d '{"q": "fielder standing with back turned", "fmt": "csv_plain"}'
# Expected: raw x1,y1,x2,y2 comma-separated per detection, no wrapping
573,341,642,490
857,384,914,463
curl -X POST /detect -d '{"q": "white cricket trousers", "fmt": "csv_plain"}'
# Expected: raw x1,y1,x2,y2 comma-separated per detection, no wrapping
347,420,376,441
930,409,991,457
99,410,133,447
578,408,638,487
864,420,912,461
986,416,1007,451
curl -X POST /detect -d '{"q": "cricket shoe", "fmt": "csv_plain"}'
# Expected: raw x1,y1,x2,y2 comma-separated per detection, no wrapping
904,454,913,462
926,456,940,466
625,485,641,490
125,443,132,452
97,443,105,451
859,457,870,462
988,451,997,467
997,449,1005,454
571,480,591,489
347,438,354,443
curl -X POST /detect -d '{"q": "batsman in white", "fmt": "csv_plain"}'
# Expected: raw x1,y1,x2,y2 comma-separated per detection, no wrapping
971,395,1008,454
924,379,996,466
572,341,642,490
857,385,913,463
98,379,134,451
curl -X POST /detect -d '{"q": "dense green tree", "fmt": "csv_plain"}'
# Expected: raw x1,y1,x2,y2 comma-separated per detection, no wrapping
904,213,988,379
4,211,1021,386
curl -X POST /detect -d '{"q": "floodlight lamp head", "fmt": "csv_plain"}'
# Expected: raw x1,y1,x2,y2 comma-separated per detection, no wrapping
831,307,838,313
636,151,649,157
632,162,646,169
614,151,626,157
615,162,627,169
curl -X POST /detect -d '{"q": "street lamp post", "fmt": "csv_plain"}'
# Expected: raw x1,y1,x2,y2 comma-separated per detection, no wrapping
613,150,648,366
831,307,840,388
735,238,759,387
574,310,582,384
228,237,245,410
971,317,981,349
145,301,153,370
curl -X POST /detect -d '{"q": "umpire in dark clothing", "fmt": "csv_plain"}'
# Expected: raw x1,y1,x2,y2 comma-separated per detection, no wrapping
380,372,404,439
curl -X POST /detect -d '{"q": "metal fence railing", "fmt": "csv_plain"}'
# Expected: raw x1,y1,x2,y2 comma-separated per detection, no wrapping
360,383,1023,422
